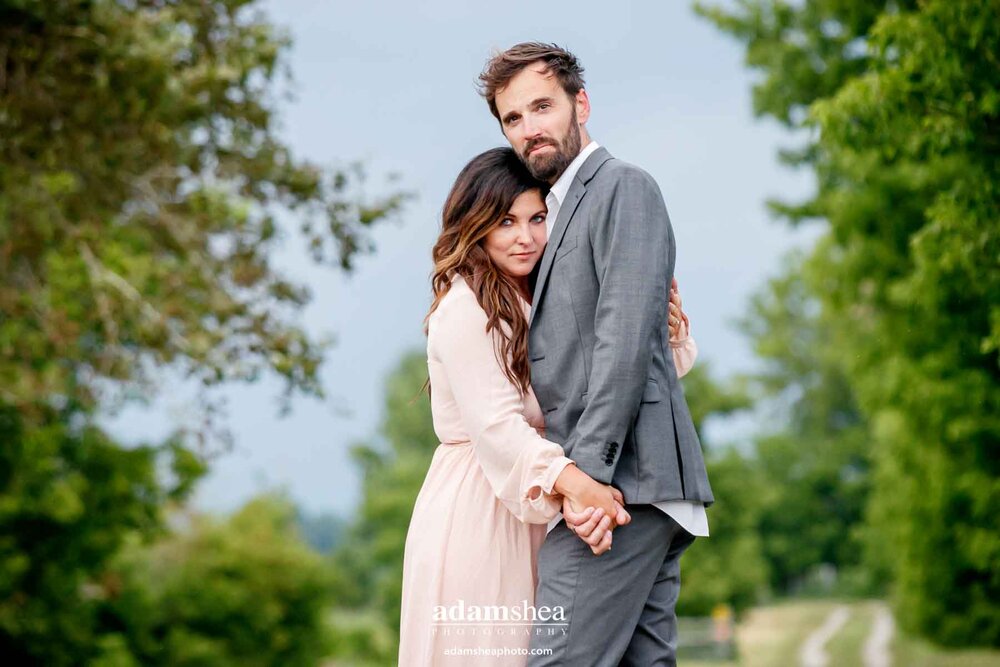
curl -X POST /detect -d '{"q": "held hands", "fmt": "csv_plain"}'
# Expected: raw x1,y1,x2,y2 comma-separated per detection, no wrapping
563,492,631,555
553,464,631,555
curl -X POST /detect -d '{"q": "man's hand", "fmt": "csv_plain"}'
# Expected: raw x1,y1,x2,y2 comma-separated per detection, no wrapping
565,502,613,555
607,486,632,526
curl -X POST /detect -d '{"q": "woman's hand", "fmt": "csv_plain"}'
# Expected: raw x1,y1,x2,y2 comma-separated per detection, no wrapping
562,489,631,556
554,464,619,526
668,276,690,341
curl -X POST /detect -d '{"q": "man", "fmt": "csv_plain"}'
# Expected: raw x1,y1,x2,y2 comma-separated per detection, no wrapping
478,43,715,666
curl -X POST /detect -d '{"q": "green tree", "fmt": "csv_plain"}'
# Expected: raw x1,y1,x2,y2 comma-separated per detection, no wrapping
740,253,873,594
677,447,770,616
672,362,771,616
99,494,332,666
678,360,753,444
0,401,205,666
698,0,1000,645
0,0,407,429
0,0,408,661
683,252,876,610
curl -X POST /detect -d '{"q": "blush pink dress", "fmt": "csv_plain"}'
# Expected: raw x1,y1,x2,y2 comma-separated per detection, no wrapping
397,274,698,666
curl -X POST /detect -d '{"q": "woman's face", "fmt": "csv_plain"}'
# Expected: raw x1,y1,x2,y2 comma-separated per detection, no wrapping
483,188,548,280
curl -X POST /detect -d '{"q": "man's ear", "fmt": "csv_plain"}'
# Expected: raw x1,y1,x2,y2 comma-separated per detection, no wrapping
575,89,591,125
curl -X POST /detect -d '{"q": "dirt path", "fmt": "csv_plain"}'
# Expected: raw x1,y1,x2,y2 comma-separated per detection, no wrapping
800,605,850,667
863,602,894,667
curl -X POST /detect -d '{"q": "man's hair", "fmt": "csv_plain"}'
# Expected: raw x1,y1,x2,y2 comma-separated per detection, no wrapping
478,42,585,121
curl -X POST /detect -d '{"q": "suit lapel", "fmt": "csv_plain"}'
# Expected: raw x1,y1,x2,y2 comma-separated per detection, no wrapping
529,147,614,327
529,185,584,326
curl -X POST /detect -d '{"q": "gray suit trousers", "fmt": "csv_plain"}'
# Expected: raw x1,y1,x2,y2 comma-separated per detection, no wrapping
526,505,696,666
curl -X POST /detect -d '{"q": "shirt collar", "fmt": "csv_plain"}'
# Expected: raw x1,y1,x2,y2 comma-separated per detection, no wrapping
547,140,600,208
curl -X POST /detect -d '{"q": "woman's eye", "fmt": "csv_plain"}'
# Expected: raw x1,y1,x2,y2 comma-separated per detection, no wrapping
499,219,513,226
531,215,546,223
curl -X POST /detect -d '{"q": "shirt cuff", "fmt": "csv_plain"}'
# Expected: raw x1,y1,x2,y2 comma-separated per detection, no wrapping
539,455,574,495
524,455,574,514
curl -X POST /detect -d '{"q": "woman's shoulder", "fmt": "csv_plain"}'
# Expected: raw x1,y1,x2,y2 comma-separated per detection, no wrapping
429,275,487,333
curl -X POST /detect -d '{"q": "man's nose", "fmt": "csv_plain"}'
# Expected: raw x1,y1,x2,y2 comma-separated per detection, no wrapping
521,114,541,139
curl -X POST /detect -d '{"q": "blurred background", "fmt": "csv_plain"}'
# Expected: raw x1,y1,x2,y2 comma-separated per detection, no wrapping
1,0,997,665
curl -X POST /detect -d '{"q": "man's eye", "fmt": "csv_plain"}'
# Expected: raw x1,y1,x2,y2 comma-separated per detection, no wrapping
539,103,550,110
506,116,520,125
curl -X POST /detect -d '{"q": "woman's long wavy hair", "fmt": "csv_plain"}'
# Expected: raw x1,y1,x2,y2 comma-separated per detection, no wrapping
425,147,547,396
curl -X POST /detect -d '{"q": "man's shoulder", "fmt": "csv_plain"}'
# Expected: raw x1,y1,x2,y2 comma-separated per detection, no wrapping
592,155,659,191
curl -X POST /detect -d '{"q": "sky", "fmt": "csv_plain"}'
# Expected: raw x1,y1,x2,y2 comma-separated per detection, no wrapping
102,0,823,517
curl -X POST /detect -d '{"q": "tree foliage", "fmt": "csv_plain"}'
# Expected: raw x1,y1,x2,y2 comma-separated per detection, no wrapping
739,252,873,594
98,494,332,667
0,0,408,434
677,446,770,616
698,0,1000,645
0,1,409,661
0,401,205,665
671,362,773,617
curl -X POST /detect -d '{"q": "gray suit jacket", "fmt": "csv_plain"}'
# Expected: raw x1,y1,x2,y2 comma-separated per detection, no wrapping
528,147,714,505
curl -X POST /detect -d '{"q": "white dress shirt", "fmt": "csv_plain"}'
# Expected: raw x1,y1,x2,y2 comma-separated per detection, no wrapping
542,140,710,538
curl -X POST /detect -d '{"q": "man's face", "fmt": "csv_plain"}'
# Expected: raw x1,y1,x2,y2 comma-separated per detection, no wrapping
494,63,590,183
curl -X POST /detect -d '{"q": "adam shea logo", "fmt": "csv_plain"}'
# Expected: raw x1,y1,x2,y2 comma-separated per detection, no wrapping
431,600,568,636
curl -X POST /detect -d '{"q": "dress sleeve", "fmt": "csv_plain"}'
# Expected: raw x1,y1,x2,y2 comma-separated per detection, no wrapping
669,316,698,379
429,289,574,524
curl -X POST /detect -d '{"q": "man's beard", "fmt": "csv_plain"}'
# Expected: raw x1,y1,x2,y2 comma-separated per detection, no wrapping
520,109,582,182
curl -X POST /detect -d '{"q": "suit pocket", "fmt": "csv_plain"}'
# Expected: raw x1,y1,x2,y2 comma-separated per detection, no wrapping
582,379,660,404
553,237,578,262
641,379,661,403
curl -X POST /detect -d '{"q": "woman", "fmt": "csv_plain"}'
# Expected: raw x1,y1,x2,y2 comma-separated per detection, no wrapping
398,148,697,665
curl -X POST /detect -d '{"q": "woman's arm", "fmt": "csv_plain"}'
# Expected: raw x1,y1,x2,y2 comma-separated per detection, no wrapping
430,287,573,524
